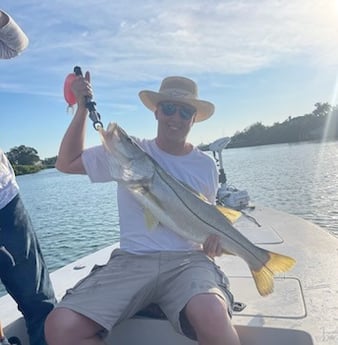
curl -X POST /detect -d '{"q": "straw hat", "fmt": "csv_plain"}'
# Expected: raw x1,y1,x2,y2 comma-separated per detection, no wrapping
0,10,29,59
139,76,215,122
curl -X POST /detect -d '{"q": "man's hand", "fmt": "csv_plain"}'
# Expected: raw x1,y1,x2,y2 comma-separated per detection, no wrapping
203,234,223,258
71,71,93,109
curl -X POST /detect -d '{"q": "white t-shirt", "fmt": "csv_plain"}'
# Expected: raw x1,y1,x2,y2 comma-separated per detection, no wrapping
0,148,19,210
82,138,218,253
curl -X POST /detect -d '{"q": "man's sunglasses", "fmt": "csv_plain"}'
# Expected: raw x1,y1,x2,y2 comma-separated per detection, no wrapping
159,102,196,120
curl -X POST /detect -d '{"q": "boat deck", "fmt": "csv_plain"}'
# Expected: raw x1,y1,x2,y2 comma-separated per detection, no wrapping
1,206,337,345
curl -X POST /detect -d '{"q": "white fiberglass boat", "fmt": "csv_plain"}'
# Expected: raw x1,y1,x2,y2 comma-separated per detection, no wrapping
1,139,337,345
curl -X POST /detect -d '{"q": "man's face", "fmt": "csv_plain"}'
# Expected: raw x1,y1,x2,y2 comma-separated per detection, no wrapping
155,101,196,143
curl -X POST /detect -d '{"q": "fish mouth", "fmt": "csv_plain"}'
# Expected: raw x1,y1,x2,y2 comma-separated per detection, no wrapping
101,123,130,150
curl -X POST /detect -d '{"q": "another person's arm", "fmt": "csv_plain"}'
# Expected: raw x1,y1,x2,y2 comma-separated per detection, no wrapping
0,10,29,59
55,71,92,174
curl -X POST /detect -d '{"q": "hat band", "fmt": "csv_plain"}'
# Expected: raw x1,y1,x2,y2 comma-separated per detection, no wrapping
160,88,196,99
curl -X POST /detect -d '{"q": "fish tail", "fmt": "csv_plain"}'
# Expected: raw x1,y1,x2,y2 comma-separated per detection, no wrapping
251,251,296,296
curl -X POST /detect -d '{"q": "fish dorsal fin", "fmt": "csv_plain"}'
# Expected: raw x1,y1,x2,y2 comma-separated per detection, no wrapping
178,180,212,203
144,208,160,230
216,205,242,224
178,179,241,224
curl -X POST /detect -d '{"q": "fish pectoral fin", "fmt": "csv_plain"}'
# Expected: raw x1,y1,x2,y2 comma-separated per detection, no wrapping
144,208,160,230
216,205,242,224
138,188,163,230
251,251,296,296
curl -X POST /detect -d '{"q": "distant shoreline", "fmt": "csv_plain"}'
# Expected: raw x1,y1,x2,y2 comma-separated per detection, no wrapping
14,165,54,176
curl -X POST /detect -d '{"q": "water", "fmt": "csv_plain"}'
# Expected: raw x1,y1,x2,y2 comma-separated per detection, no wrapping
1,140,337,297
17,170,120,271
221,140,338,234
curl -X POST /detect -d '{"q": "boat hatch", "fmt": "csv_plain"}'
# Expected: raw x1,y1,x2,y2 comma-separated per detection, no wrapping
235,217,283,244
230,276,306,319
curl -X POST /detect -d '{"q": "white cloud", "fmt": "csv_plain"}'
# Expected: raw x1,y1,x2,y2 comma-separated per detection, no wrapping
2,1,338,93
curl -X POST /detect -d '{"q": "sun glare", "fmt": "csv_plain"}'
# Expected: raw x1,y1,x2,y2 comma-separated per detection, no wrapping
321,75,338,143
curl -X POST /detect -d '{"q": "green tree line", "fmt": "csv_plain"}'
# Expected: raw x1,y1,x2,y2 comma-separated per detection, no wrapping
228,102,338,148
5,145,57,175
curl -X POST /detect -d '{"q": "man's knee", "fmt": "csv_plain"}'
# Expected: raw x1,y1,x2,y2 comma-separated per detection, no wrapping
45,307,104,345
45,308,82,345
184,294,239,344
186,293,229,324
45,308,73,340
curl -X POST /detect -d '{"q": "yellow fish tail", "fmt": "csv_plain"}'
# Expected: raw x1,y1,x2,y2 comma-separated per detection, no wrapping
251,252,296,296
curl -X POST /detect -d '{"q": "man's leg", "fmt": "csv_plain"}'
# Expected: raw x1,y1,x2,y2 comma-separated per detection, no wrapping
184,293,241,345
45,308,104,345
156,251,241,345
45,250,161,345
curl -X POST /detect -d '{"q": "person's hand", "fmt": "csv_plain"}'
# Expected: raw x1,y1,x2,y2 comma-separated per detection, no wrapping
203,234,223,258
71,71,93,109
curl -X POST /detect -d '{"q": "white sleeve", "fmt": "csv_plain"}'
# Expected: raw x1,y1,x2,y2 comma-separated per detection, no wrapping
0,10,29,59
81,145,115,183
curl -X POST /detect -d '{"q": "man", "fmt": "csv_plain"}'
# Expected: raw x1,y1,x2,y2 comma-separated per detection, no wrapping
0,9,56,345
45,72,241,345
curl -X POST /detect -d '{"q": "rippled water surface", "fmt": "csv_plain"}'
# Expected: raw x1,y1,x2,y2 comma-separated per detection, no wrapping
222,141,338,235
1,140,337,296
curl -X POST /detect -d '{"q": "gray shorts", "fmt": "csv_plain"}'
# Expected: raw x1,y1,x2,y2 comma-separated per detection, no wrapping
56,249,234,339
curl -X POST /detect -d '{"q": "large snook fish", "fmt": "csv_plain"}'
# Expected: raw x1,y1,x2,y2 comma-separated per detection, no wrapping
99,122,295,296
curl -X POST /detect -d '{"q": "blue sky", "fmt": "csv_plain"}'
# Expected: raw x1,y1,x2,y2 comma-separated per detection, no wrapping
1,0,338,159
